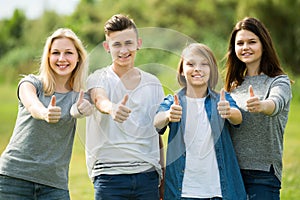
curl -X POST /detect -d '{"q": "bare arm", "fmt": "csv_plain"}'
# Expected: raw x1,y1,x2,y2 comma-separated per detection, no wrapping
90,87,113,114
90,87,131,123
19,82,61,123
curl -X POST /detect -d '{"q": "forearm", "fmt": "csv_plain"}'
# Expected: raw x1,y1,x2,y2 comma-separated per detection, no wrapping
90,88,113,115
154,111,169,130
228,108,242,125
27,103,48,120
95,96,113,115
260,99,275,115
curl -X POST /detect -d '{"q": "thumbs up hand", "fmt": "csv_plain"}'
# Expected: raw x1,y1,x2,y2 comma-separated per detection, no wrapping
217,89,230,118
76,90,93,116
111,94,131,123
246,85,261,113
168,94,182,122
45,95,61,123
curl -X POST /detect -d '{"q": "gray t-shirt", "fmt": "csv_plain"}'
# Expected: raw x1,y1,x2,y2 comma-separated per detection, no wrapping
229,74,292,181
0,74,78,190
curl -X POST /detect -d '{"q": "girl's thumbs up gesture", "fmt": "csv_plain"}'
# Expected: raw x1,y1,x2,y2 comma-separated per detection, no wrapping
246,85,261,113
45,95,61,123
71,90,93,118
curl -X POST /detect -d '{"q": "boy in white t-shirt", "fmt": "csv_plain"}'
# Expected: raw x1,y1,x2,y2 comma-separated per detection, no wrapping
86,14,164,200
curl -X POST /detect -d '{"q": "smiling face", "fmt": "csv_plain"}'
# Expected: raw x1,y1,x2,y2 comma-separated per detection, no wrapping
235,29,263,72
182,51,210,89
103,28,142,70
49,37,79,79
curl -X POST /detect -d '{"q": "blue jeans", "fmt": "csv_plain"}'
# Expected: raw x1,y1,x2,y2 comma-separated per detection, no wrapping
241,166,281,200
93,170,159,200
182,197,222,200
0,175,70,200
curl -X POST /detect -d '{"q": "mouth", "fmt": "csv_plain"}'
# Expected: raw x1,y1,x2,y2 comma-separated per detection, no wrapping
119,54,131,59
192,74,205,78
241,52,252,56
57,64,69,70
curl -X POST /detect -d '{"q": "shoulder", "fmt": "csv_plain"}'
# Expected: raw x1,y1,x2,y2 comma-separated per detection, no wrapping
88,66,110,79
270,75,291,84
19,74,42,89
139,69,161,84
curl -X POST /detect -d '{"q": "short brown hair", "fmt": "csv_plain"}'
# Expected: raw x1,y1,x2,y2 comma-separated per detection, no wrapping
104,14,138,38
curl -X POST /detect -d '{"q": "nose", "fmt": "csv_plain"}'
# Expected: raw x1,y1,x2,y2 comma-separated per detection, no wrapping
58,53,66,61
194,66,202,71
120,46,129,54
242,43,249,50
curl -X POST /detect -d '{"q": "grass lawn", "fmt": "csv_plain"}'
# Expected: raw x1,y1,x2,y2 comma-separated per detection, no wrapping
0,84,299,199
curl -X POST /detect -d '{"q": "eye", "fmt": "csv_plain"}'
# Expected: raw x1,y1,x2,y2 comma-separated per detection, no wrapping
112,43,121,47
236,41,244,46
125,41,133,45
51,51,60,55
186,62,194,67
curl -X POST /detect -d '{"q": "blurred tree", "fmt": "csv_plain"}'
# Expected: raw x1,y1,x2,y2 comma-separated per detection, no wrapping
0,0,299,83
0,9,26,59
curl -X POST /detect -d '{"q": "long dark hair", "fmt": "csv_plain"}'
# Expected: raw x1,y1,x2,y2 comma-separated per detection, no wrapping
224,17,285,92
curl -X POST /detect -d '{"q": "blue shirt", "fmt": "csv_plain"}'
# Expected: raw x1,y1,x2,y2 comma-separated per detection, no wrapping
157,88,246,200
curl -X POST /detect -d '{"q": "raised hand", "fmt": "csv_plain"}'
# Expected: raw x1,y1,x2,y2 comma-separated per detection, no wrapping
112,94,131,123
76,90,93,116
45,95,61,123
168,94,182,122
217,88,230,118
246,85,261,113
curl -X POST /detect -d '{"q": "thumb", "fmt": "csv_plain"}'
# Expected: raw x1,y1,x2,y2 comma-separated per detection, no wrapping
49,95,56,107
220,88,225,101
249,85,255,97
174,94,179,105
77,90,84,105
121,94,129,105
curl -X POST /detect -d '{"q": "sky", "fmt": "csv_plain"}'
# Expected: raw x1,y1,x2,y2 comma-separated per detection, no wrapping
0,0,80,19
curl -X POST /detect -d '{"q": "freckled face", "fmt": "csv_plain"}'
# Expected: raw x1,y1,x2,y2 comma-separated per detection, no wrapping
49,38,79,79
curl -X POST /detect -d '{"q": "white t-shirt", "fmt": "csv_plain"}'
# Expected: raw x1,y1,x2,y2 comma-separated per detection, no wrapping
181,96,222,198
86,66,164,180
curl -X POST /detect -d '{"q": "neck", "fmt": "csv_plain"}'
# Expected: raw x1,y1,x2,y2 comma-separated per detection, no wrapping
246,63,260,76
54,76,72,93
112,63,134,78
186,86,207,98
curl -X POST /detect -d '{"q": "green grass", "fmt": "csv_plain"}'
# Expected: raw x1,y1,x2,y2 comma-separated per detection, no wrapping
0,84,299,199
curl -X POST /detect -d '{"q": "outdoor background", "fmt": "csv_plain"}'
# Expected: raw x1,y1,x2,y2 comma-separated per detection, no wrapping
0,0,299,199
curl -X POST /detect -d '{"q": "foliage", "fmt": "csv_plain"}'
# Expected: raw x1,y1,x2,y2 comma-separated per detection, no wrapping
0,0,299,88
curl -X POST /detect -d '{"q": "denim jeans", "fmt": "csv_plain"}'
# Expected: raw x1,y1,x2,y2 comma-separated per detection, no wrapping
0,175,70,200
181,197,222,200
93,170,159,200
241,166,281,200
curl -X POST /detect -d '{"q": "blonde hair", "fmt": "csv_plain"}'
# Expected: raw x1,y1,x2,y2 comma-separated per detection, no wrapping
39,28,88,95
177,43,219,89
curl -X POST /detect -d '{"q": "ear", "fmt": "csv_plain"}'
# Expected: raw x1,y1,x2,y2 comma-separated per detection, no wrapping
137,38,142,50
103,41,110,53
